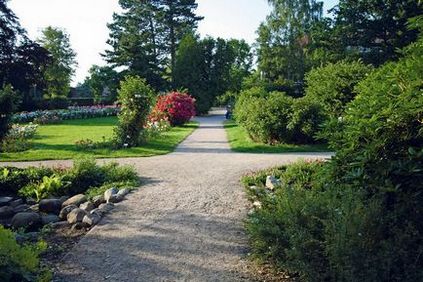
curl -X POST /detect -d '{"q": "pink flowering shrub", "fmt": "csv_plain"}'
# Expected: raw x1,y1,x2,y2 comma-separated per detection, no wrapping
152,92,196,126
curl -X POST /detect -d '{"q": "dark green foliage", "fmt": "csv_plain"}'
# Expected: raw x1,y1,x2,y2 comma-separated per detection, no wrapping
0,166,54,196
234,88,294,144
0,85,17,141
244,23,423,281
288,98,326,144
234,87,325,144
304,60,372,118
83,65,120,103
0,226,49,282
114,76,155,147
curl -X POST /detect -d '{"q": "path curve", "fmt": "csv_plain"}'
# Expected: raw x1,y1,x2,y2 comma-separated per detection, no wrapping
3,111,332,281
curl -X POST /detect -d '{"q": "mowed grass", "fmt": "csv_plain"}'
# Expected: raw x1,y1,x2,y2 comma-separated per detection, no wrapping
224,120,329,153
0,117,198,161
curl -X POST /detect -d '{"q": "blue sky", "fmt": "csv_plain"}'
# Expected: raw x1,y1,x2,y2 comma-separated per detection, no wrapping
9,0,339,85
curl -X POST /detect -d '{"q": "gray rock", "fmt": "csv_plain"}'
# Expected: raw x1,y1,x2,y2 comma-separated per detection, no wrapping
265,176,281,190
62,194,87,208
98,203,114,213
13,204,30,213
15,232,39,244
26,198,36,205
29,204,39,212
117,188,130,197
10,198,23,207
39,199,62,214
108,194,123,203
11,212,41,231
92,195,106,207
71,222,86,231
41,214,60,225
67,208,87,224
0,206,15,219
59,204,78,220
59,196,69,203
82,213,101,227
0,196,13,207
79,201,95,212
50,221,69,229
104,187,118,203
90,208,104,217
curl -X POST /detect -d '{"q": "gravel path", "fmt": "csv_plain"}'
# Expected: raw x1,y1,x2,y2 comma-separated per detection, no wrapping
2,111,331,281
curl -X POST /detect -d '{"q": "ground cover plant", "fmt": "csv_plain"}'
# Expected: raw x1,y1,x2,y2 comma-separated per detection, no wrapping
0,117,198,161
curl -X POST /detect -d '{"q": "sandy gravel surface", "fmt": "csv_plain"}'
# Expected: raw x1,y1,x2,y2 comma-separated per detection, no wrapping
2,111,331,281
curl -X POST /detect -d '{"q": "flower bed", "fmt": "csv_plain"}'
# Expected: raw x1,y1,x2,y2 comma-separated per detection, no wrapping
12,105,120,124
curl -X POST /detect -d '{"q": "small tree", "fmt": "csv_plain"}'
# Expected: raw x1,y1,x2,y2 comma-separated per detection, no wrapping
0,85,18,141
114,76,154,148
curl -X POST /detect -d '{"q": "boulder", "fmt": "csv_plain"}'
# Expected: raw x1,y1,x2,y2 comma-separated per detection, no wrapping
71,222,86,231
82,213,101,227
98,203,114,213
29,204,39,212
41,214,60,225
265,176,281,190
39,199,62,214
0,206,15,219
104,187,118,203
50,221,69,229
117,188,130,197
10,199,23,207
59,196,69,203
67,208,87,224
59,205,78,220
11,212,41,231
13,204,30,213
0,196,13,207
90,208,104,217
108,194,123,203
92,195,106,207
79,202,95,212
62,194,87,208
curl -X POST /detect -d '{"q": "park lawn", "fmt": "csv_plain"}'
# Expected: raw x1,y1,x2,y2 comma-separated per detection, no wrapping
0,117,198,161
224,120,329,153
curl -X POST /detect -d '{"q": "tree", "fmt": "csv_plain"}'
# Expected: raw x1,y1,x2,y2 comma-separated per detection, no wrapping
38,26,77,98
256,0,324,82
105,0,202,89
332,0,422,66
83,65,120,103
0,0,51,110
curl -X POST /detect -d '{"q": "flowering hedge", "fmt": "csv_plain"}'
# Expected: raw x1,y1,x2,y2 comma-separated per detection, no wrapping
152,92,196,126
12,105,120,124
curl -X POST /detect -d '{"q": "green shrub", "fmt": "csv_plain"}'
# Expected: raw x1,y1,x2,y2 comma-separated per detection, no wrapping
235,88,294,144
0,226,49,281
287,98,327,144
0,167,54,196
101,162,139,184
19,175,64,202
63,158,105,195
304,60,372,118
113,76,155,147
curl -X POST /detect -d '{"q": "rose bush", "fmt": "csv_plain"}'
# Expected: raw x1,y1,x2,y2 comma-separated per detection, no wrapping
152,92,195,126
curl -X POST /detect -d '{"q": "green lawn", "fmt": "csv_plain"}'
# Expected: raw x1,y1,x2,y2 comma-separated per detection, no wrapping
224,120,329,153
1,117,198,161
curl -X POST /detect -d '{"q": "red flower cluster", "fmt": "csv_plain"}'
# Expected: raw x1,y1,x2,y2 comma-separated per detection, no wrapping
152,92,196,126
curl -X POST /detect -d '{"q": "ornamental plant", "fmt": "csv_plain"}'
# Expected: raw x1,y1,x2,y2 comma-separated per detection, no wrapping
152,91,195,126
113,76,154,147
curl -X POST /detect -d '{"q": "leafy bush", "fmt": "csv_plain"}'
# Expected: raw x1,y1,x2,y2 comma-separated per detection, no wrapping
244,23,423,281
0,85,18,141
304,60,372,118
287,98,326,144
0,167,54,196
101,162,139,184
152,92,196,126
0,226,49,281
235,88,294,144
19,175,64,202
63,158,105,195
113,76,154,147
7,124,38,139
